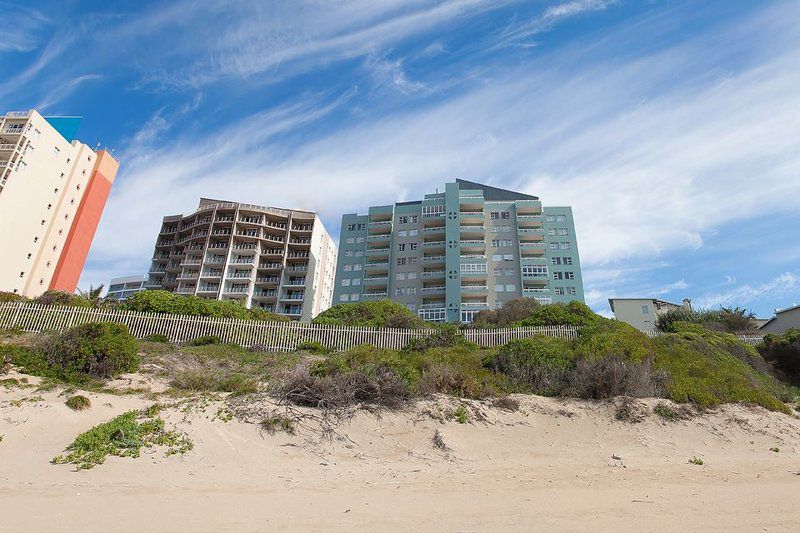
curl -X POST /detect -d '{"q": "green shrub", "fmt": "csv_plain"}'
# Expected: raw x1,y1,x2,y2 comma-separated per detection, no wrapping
39,322,139,380
758,329,800,382
573,319,655,363
65,395,92,411
187,335,221,346
313,344,420,388
295,341,328,354
34,290,93,308
144,333,170,343
653,332,790,412
484,336,575,395
261,415,295,435
51,409,192,470
453,404,469,424
123,290,288,321
312,300,427,328
656,307,757,333
512,301,598,327
405,324,476,352
567,356,665,399
170,370,257,395
469,298,541,328
0,291,27,303
417,346,503,398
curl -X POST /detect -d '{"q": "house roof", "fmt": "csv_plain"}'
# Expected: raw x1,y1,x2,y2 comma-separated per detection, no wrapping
759,303,800,330
455,179,539,201
607,298,683,313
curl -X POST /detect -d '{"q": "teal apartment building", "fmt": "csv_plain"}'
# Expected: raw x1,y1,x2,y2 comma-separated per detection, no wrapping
333,179,584,323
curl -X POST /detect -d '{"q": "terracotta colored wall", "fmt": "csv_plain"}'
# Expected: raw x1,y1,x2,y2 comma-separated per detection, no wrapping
49,151,118,292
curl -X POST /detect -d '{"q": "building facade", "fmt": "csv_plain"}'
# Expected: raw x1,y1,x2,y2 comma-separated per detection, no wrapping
106,275,147,302
608,298,691,332
759,304,800,334
146,198,337,321
0,109,119,297
333,179,584,323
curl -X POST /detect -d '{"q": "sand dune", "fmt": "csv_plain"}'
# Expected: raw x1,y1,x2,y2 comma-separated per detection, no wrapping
2,372,799,532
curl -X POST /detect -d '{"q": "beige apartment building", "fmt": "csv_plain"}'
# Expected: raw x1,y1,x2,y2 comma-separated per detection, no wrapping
0,109,118,297
146,198,337,321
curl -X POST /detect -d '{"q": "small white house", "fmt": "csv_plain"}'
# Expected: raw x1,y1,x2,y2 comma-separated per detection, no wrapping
759,304,800,334
608,297,692,332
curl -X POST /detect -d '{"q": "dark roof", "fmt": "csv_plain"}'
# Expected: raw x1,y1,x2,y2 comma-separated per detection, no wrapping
396,200,422,206
455,179,538,201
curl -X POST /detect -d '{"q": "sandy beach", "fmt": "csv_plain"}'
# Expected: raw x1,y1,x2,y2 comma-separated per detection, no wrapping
2,371,799,532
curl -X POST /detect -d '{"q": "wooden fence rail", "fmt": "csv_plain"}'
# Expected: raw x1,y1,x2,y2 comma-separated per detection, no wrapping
0,303,764,350
0,302,579,350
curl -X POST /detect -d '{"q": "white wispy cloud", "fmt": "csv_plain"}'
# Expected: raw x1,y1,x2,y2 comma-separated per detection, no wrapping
695,272,800,310
37,74,102,111
79,1,800,293
0,4,50,53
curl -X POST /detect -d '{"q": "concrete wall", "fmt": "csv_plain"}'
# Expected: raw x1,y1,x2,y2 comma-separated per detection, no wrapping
760,307,800,334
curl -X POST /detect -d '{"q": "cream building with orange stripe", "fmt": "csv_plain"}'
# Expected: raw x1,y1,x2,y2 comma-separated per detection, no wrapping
0,109,118,297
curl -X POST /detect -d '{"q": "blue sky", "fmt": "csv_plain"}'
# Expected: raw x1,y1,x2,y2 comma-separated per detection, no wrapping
2,0,799,317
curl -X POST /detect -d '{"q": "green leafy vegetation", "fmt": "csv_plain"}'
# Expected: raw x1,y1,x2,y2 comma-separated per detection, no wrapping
656,306,758,333
187,335,221,346
311,300,428,328
453,403,469,424
170,370,258,396
260,415,295,435
51,409,192,470
295,341,328,354
653,402,692,421
758,329,800,383
468,298,542,328
144,333,170,343
65,395,92,411
511,301,598,327
34,290,94,308
123,290,288,321
688,456,704,466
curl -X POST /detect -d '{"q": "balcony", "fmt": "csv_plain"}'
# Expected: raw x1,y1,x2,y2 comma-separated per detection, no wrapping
521,257,549,266
362,291,388,299
259,262,282,269
365,262,389,272
460,225,485,234
523,288,551,296
197,286,219,293
461,302,490,309
519,242,547,254
518,228,544,236
460,284,487,292
253,291,277,298
280,293,305,301
200,271,223,278
363,276,389,285
255,277,279,284
286,264,307,273
423,226,445,235
366,247,390,257
231,258,255,265
422,255,445,264
291,224,313,232
367,234,390,242
421,270,445,279
228,273,252,279
223,287,249,294
423,240,445,248
421,286,445,295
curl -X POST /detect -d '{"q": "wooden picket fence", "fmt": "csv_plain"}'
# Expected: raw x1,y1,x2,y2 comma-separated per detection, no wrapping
0,302,578,350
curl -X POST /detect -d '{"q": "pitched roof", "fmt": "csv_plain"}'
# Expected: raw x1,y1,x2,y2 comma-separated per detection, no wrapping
455,179,538,201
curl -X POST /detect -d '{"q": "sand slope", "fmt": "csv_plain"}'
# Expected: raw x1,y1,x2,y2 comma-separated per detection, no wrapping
2,372,799,532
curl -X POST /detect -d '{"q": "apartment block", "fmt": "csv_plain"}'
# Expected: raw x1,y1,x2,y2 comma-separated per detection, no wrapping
107,274,147,302
146,199,337,321
0,109,119,297
333,179,584,323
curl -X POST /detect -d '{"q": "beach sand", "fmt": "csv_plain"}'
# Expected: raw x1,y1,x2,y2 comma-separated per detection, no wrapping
2,371,799,532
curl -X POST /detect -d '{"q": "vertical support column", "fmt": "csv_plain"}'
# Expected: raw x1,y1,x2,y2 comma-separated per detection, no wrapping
444,182,461,323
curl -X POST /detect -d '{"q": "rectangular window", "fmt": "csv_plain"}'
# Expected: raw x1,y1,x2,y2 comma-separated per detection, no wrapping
356,237,365,243
397,244,406,251
490,212,500,219
564,257,573,265
492,254,502,262
398,216,408,224
491,239,499,247
341,279,351,286
344,250,352,257
558,228,569,236
501,212,510,219
407,272,418,280
396,288,404,296
503,254,514,261
353,264,362,271
506,284,516,292
346,238,355,244
554,287,564,295
504,268,514,276
397,258,406,266
495,284,505,292
551,257,561,265
355,251,364,257
409,257,418,264
549,243,558,250
560,242,571,250
409,229,418,237
567,287,576,295
351,294,360,301
398,230,407,237
642,305,649,314
547,229,557,236
553,272,563,280
546,215,556,222
344,265,352,271
396,273,406,280
352,278,361,285
564,272,575,280
340,294,349,302
556,214,566,222
410,243,418,250
493,267,502,276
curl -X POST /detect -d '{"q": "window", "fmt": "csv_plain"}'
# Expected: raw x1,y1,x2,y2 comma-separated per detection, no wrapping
341,279,351,286
354,250,363,257
551,257,561,265
564,257,573,265
501,212,510,219
461,262,487,273
553,272,564,280
397,244,406,251
409,243,418,250
522,266,548,277
506,284,516,292
351,294,360,301
564,272,575,280
409,229,418,237
567,287,576,295
504,268,514,276
493,267,502,276
490,212,499,219
495,284,505,292
642,305,649,315
549,243,558,250
397,258,406,266
546,215,556,222
409,257,418,264
396,273,406,280
558,228,569,236
560,242,571,250
344,264,352,271
396,288,404,296
492,254,502,261
422,205,444,217
503,254,514,261
556,214,566,222
407,272,417,280
547,229,557,236
353,264,362,271
407,287,417,295
554,287,564,295
345,238,355,244
352,278,361,285
344,250,352,257
339,294,349,302
356,237,365,243
53,147,60,157
398,230,407,237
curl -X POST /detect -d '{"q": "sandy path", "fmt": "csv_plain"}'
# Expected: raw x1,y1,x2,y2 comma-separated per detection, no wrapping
2,376,799,532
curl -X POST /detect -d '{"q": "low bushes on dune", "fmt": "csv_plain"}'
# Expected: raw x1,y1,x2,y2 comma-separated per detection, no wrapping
311,300,428,329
